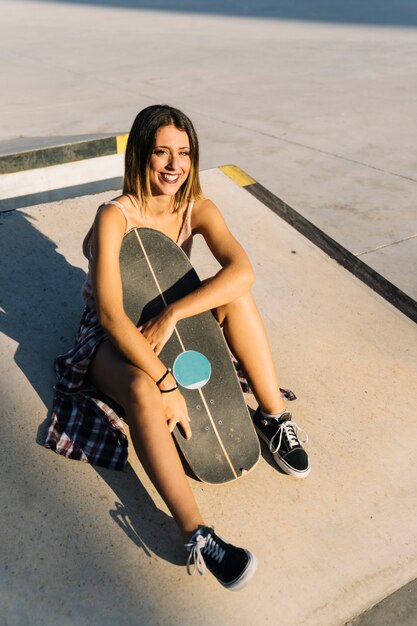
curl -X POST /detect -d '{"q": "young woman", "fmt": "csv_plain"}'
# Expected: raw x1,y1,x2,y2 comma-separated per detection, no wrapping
45,104,309,591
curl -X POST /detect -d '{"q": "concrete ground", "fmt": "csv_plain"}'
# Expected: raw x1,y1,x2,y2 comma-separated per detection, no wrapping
1,169,417,626
349,578,417,626
1,0,417,299
1,0,417,624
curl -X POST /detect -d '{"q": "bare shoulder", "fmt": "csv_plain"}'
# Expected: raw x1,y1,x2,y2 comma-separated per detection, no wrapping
191,196,249,266
192,197,225,234
95,201,125,226
93,199,127,247
193,197,218,214
100,193,138,214
108,193,137,207
96,192,137,223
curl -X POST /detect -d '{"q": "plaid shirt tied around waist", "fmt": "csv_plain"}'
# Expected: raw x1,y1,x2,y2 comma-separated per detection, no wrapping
45,308,128,470
45,309,296,471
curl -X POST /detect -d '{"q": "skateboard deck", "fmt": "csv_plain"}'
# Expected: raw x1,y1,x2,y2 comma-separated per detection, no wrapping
119,227,260,484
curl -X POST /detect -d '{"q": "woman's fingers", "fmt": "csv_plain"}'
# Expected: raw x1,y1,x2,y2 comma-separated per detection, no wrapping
138,326,161,353
138,311,175,354
178,414,192,440
167,415,192,440
138,326,164,354
162,389,190,438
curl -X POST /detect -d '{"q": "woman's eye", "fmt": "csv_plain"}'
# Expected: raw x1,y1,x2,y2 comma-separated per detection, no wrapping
153,149,190,157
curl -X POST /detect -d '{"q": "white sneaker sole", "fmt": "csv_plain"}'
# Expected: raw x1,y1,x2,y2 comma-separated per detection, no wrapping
223,551,258,591
255,427,311,478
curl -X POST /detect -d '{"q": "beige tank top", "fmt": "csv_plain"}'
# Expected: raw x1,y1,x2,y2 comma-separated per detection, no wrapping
81,199,194,310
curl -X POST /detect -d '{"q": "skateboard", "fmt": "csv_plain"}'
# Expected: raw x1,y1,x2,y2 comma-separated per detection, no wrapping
119,227,260,484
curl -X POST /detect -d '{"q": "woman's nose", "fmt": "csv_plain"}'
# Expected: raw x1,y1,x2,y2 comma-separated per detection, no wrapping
166,154,180,170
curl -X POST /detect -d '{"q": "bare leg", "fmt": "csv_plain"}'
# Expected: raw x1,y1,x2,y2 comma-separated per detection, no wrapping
214,292,286,414
89,340,204,541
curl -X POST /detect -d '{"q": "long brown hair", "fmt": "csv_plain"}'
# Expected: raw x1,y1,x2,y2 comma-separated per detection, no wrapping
123,104,203,211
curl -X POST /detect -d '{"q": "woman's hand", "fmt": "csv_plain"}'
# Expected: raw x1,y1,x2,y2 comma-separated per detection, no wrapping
158,371,191,439
139,306,177,355
161,386,192,440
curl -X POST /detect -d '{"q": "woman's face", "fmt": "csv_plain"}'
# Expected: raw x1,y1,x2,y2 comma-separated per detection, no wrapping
149,124,191,197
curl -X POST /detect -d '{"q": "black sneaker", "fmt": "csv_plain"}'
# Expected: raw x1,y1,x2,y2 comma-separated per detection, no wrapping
185,526,257,591
253,408,310,478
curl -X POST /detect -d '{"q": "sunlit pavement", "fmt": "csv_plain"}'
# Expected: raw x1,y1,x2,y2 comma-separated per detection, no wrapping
1,1,417,624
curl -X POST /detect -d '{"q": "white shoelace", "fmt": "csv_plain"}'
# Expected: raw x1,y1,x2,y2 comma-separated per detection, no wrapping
185,532,226,576
269,418,308,454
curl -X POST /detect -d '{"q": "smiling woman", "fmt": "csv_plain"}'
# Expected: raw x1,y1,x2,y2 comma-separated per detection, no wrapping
149,126,191,195
123,106,202,212
44,103,310,591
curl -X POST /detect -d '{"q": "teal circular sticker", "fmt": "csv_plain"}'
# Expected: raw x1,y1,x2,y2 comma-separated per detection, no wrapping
173,350,212,390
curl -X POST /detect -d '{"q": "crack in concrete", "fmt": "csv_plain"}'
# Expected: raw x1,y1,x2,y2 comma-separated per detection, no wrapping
356,233,417,256
196,112,417,184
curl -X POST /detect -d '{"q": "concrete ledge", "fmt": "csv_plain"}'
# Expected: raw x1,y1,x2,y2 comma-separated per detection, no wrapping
220,165,417,325
0,135,127,212
0,133,128,174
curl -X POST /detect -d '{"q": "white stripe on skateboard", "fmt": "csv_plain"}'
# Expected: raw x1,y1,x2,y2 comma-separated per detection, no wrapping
134,229,238,479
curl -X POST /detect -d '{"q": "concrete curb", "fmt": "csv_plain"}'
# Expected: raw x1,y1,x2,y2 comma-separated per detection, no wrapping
0,133,129,174
220,164,417,326
0,134,128,212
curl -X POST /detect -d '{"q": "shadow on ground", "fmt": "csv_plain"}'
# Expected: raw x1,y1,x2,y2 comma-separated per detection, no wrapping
17,0,417,27
0,208,183,567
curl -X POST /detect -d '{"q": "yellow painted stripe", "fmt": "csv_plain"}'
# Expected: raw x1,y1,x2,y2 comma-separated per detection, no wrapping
116,133,129,154
219,164,256,187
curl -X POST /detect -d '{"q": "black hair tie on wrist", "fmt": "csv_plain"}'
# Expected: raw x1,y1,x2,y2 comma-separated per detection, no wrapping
156,368,171,387
160,384,179,394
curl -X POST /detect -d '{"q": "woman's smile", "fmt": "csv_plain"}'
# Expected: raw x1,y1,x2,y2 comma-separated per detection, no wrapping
159,172,182,184
150,124,191,196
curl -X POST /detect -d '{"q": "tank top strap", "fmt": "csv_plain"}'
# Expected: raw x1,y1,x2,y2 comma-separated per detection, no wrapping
83,199,130,260
178,200,194,258
185,199,195,223
104,200,129,229
178,200,194,243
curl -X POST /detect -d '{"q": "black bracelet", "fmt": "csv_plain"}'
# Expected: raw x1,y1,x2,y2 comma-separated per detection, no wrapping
160,384,179,394
156,368,171,387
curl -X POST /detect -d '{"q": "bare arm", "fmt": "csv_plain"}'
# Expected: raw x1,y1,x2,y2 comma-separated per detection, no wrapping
91,204,171,383
170,198,254,320
139,199,255,353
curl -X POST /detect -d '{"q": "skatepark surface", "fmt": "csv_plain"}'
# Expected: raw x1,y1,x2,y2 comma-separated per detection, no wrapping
1,167,416,625
1,1,417,624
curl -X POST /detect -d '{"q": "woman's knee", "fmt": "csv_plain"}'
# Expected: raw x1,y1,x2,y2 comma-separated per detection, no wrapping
213,290,253,326
126,370,159,407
